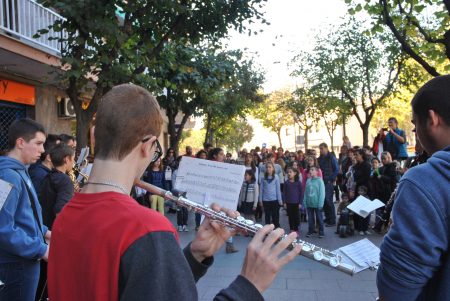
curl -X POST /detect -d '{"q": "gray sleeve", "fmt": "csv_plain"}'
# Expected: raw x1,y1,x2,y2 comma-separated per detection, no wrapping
119,232,207,301
214,275,264,301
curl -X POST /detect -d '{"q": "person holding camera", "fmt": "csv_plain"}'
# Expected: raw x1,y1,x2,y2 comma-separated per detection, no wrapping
382,118,408,162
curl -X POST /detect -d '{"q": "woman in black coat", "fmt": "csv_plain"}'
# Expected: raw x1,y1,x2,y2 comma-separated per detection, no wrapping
352,148,372,199
378,152,399,204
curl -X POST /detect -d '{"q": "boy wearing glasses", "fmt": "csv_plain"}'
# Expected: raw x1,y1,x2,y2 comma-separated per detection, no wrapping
48,84,301,300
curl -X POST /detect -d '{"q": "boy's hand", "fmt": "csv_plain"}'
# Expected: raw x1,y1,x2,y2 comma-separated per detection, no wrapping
298,205,302,210
252,206,256,211
283,204,287,210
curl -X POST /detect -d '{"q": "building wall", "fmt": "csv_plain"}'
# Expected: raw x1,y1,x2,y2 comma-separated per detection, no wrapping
34,85,72,135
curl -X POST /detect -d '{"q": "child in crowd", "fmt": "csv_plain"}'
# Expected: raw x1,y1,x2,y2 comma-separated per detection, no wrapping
357,185,372,236
335,193,354,236
302,155,323,230
40,143,75,230
304,166,325,238
238,170,259,237
146,157,166,215
283,167,303,235
259,161,282,228
172,156,188,232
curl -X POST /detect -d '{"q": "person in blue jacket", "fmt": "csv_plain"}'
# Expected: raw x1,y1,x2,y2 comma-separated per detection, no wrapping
0,118,51,300
383,117,408,161
377,75,450,301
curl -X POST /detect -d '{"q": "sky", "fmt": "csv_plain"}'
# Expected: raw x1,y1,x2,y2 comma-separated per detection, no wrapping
224,0,352,93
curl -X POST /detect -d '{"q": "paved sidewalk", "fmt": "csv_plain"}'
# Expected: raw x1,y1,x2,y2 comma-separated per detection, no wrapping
165,205,383,301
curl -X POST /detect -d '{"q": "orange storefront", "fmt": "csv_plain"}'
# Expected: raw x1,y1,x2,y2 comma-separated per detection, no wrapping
0,78,35,150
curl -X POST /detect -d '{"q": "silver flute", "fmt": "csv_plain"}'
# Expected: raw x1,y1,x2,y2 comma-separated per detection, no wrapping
136,180,356,276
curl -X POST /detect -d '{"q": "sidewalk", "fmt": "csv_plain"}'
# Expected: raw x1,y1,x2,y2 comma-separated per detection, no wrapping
165,205,382,301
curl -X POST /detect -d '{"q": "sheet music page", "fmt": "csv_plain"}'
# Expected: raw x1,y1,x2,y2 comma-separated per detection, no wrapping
0,178,14,212
339,238,380,267
174,156,245,209
76,147,89,165
346,196,373,218
359,199,385,215
331,249,367,274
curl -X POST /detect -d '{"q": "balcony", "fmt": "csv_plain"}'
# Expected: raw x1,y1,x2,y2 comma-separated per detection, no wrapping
0,0,66,57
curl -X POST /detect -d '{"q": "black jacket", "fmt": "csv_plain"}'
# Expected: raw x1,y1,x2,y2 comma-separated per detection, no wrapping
353,160,372,198
378,162,398,202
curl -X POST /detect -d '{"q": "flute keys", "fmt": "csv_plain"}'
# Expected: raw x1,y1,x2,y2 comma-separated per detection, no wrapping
314,251,324,261
236,216,245,221
245,220,255,225
329,257,340,268
302,245,312,252
253,224,263,230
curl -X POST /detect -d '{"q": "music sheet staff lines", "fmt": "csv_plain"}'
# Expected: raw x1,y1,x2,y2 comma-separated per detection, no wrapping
181,180,237,194
183,188,236,204
185,172,241,185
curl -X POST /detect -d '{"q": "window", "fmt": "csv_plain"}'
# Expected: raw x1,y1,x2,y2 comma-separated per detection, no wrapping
315,125,320,133
309,127,313,134
286,128,292,136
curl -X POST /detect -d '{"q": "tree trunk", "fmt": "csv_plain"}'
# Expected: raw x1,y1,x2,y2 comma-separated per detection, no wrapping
276,129,282,148
204,112,212,146
331,123,335,153
304,127,308,150
362,122,370,147
166,105,190,157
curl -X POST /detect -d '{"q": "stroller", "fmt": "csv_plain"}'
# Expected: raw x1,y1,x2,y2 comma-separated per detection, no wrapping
338,209,353,238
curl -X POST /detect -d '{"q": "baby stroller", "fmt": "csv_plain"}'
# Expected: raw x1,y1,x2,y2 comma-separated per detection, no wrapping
338,209,352,238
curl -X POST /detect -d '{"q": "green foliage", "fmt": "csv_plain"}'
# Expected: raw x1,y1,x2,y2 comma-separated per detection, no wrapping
345,0,450,77
250,85,294,146
216,119,254,152
34,0,267,149
290,19,414,145
179,129,207,153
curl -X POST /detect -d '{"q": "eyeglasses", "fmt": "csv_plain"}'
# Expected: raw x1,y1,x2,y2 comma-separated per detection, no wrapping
142,136,163,162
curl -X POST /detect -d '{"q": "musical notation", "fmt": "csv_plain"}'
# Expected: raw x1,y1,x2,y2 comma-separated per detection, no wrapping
181,180,237,194
185,172,241,185
183,188,236,204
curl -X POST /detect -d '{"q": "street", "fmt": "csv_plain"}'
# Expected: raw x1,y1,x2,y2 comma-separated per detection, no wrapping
167,204,383,301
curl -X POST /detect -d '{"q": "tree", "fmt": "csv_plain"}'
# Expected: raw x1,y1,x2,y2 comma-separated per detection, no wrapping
291,20,409,145
179,129,207,154
34,0,266,150
215,119,254,153
250,86,293,147
150,42,243,155
203,60,265,146
346,0,450,78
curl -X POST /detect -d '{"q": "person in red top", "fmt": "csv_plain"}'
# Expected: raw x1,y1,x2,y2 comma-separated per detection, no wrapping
48,84,301,301
183,146,196,158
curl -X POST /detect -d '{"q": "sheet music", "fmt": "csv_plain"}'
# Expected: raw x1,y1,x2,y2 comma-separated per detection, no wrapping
332,249,368,274
174,156,245,209
339,238,380,267
76,147,90,165
0,178,14,212
347,196,384,218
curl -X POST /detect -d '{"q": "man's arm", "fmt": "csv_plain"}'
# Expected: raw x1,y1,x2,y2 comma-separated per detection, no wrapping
0,184,47,259
330,156,340,182
391,129,406,144
377,179,447,301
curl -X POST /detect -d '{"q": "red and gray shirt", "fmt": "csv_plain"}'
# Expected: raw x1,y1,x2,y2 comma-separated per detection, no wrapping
48,191,262,301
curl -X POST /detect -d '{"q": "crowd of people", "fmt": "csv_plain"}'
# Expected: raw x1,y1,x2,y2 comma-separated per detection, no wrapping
1,75,449,301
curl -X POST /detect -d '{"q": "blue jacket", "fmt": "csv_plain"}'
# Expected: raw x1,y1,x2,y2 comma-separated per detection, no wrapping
318,152,339,184
28,159,51,198
0,157,48,263
259,175,282,203
384,128,408,158
377,145,450,300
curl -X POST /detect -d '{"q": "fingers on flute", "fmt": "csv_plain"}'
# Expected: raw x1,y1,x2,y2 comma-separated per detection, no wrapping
219,205,239,218
252,224,275,242
275,242,302,268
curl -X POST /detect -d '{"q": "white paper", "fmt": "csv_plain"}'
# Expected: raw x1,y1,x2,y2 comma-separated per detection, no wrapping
339,238,380,268
0,178,14,212
347,196,385,218
76,147,90,165
200,193,210,224
332,249,368,274
174,156,245,209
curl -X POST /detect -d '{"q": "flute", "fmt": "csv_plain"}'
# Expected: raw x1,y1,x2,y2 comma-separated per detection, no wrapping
136,180,356,276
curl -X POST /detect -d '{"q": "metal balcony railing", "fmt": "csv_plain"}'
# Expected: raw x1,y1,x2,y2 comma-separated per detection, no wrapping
0,0,66,56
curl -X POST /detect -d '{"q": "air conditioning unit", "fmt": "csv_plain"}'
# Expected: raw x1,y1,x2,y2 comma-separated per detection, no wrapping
59,98,76,118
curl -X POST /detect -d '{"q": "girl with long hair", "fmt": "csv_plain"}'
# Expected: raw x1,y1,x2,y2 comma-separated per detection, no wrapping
283,167,303,234
245,153,258,183
238,169,259,236
259,162,282,228
301,155,323,226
